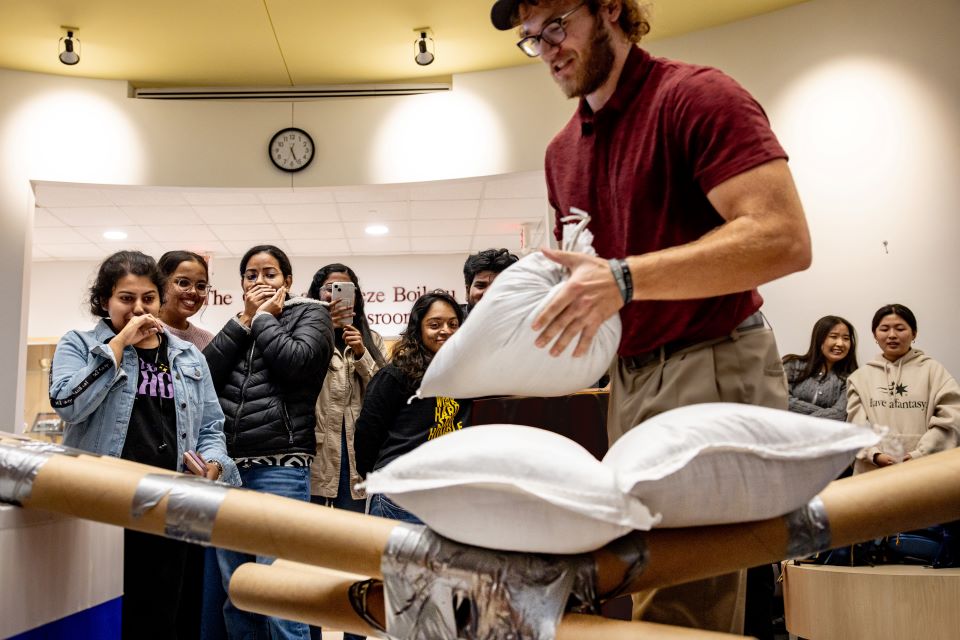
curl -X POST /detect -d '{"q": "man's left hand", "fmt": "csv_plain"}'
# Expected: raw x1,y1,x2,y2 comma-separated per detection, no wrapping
532,248,625,358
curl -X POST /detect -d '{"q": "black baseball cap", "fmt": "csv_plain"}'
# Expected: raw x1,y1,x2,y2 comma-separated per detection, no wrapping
491,0,523,30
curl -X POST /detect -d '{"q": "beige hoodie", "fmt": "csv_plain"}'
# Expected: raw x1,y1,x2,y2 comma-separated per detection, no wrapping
847,349,960,473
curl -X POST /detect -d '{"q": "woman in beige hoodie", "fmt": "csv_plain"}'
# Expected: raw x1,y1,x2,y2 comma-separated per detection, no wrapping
847,303,960,473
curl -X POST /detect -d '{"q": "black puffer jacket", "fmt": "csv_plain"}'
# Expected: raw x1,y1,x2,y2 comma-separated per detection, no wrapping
204,297,333,458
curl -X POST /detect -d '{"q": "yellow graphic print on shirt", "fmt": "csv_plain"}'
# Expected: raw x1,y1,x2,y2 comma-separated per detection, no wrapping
428,396,463,440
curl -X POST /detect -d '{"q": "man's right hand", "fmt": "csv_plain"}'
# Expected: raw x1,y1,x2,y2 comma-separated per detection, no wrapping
531,248,624,358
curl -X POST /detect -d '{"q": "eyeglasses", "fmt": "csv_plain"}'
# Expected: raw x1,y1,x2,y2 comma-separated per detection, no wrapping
172,277,209,295
516,3,586,58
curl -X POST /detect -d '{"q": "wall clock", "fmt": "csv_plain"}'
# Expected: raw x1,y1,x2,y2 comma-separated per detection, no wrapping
269,127,314,172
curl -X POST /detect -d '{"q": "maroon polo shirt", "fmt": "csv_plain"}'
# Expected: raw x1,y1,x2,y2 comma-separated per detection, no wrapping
546,47,787,357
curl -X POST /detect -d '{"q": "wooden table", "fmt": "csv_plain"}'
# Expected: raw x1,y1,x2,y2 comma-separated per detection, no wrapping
784,562,960,640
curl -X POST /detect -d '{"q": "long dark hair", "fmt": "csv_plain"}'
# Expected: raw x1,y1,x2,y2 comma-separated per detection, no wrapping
239,245,292,279
783,315,859,381
871,303,917,334
391,291,463,384
306,263,386,367
88,250,165,317
158,250,209,280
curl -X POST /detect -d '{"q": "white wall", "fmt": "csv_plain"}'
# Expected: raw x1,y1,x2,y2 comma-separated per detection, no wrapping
646,0,960,372
0,59,573,428
28,254,468,342
4,0,960,426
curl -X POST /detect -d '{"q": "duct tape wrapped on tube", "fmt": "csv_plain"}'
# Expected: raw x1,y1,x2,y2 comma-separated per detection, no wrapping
132,473,230,545
784,496,832,560
380,524,604,640
0,444,54,505
14,439,85,457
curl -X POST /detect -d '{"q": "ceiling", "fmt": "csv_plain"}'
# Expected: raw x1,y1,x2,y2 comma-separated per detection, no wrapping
32,173,550,261
0,0,809,87
17,0,808,262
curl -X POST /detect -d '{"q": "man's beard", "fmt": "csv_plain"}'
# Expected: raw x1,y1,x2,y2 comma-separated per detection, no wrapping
559,18,616,98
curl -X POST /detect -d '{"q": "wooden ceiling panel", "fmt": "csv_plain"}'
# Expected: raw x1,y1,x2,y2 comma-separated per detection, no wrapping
0,0,809,87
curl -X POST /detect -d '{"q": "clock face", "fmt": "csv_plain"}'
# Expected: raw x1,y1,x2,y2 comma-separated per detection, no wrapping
269,128,314,172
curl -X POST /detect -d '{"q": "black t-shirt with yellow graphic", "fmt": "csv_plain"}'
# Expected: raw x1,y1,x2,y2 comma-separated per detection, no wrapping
354,364,471,477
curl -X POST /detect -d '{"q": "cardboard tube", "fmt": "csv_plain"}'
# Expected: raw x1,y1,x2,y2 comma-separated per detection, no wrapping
229,561,379,636
212,483,393,579
4,437,960,597
556,614,750,639
230,561,747,639
817,448,960,548
6,444,395,578
610,447,960,595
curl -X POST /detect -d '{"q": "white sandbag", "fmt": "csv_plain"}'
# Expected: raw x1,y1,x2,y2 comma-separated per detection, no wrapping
361,424,658,554
602,403,882,527
418,213,621,399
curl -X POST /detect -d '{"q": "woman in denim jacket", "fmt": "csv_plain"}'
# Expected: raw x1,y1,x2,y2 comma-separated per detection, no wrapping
50,250,238,639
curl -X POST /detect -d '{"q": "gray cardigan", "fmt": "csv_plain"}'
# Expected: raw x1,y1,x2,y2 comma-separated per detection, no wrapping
784,358,848,421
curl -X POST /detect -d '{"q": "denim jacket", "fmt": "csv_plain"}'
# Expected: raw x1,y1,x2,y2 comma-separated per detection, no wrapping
50,319,240,486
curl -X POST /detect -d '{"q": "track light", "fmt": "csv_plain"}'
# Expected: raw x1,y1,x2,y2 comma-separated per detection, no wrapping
413,29,435,66
58,27,80,66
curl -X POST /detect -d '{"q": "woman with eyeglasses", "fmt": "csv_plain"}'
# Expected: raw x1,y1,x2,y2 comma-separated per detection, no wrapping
204,244,334,639
157,250,223,640
158,250,214,350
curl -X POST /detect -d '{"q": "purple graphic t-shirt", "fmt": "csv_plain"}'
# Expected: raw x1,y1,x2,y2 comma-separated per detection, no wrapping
120,342,178,470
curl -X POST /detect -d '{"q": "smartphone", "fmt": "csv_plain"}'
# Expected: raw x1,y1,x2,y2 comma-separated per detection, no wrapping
183,450,208,476
330,281,356,326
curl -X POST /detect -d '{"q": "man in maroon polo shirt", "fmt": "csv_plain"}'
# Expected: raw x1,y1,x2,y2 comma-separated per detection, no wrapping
491,0,812,635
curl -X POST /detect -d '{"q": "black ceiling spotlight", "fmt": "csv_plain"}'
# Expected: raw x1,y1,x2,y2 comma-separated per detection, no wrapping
58,27,80,65
414,28,435,66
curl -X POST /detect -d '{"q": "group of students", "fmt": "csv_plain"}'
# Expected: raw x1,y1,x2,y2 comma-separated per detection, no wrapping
783,305,960,474
50,245,511,639
49,241,960,639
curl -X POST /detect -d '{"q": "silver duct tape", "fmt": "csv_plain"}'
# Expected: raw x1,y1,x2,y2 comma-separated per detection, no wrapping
18,440,85,457
132,473,229,545
784,496,833,559
380,524,596,640
0,443,53,505
0,432,91,458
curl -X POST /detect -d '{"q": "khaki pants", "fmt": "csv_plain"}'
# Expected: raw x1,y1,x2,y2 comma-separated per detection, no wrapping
608,325,787,635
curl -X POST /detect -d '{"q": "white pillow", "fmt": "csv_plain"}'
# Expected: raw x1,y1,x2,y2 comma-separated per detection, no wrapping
417,224,621,400
361,424,658,554
602,403,881,527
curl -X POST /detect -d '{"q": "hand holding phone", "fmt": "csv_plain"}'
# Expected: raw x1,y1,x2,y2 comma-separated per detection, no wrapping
330,281,356,327
183,450,208,476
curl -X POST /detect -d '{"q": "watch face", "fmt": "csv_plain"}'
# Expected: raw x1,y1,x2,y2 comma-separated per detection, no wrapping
269,128,314,172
